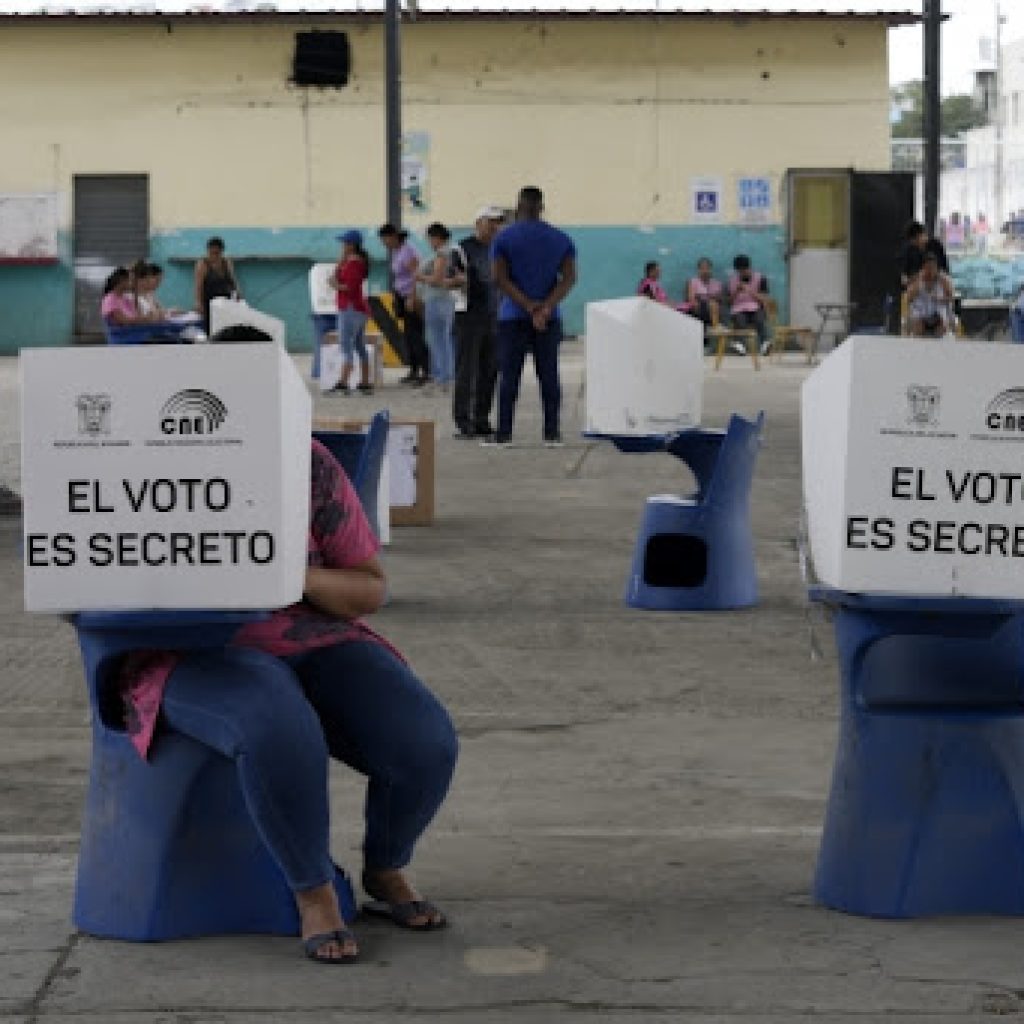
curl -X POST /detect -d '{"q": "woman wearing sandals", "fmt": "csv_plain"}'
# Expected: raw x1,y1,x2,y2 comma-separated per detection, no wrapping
119,439,458,964
330,230,374,395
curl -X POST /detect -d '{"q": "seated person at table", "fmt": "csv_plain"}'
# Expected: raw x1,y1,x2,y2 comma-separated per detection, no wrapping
134,261,182,320
100,267,149,328
907,252,954,338
728,255,770,353
686,257,723,327
118,438,458,965
637,261,671,304
900,220,949,289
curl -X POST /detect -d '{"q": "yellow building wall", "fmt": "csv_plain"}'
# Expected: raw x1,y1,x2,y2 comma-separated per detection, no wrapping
0,16,891,231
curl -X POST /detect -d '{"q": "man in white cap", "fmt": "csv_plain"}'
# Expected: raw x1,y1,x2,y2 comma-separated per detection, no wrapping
449,205,506,439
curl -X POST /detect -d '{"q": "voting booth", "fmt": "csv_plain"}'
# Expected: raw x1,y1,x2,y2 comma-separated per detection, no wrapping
804,335,1024,918
585,298,703,436
209,298,285,348
21,343,311,612
803,335,1024,599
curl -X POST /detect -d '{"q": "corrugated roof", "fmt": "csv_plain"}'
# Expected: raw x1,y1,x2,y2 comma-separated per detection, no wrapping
0,1,925,25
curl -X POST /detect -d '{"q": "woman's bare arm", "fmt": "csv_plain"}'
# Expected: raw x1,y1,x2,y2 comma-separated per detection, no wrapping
303,557,386,620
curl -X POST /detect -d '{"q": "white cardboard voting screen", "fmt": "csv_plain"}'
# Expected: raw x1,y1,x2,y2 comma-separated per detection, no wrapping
21,344,311,612
209,298,286,348
585,298,703,435
310,263,337,315
802,335,1024,598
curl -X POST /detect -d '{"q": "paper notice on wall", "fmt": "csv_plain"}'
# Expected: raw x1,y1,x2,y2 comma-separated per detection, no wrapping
402,133,430,215
737,176,773,224
689,177,723,223
0,192,59,260
389,424,419,508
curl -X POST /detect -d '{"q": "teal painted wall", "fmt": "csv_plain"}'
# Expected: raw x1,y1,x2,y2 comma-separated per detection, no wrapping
0,223,787,353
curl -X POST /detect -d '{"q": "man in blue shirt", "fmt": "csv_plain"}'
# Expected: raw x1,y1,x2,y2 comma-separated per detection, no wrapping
489,187,577,447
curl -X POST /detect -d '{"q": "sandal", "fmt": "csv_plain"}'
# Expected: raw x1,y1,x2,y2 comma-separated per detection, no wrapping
362,898,447,931
362,872,448,932
303,928,359,964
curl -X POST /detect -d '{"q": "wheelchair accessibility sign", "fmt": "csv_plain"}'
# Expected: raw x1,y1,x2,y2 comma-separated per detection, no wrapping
690,177,722,223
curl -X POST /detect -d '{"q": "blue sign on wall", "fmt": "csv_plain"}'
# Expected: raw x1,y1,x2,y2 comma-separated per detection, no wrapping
737,176,772,222
695,191,719,214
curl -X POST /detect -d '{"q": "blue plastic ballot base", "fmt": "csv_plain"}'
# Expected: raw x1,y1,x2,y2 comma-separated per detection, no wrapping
810,589,1024,918
106,322,198,346
623,414,763,611
314,410,389,539
311,312,336,379
72,611,356,941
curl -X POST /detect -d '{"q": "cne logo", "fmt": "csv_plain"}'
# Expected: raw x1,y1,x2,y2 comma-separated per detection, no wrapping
985,389,1024,433
160,389,227,436
77,393,111,436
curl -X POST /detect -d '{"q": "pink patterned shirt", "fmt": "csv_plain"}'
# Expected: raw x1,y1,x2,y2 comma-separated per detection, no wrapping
121,439,386,759
728,271,764,315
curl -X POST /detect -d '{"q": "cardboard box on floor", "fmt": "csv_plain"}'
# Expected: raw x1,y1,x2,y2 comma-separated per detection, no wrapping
314,417,435,527
802,335,1024,598
21,344,311,612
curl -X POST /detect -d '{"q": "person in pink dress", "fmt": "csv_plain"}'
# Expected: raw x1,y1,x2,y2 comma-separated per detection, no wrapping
686,257,723,329
100,267,147,328
637,261,671,304
727,254,770,353
119,439,457,965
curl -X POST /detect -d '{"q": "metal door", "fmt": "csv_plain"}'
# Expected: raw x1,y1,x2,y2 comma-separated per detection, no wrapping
73,175,149,337
849,171,915,331
787,171,850,336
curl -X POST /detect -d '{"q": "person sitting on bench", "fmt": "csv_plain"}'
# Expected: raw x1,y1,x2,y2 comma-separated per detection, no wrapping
117,439,458,965
907,252,954,338
638,261,671,304
686,257,723,329
727,255,770,354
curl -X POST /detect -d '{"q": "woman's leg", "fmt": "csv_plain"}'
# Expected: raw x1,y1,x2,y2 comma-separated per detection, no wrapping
423,300,442,382
442,304,456,385
352,312,371,387
337,311,356,389
405,304,429,380
287,642,458,876
161,647,354,959
432,302,454,385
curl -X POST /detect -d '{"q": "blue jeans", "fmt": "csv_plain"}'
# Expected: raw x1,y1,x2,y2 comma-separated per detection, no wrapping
337,309,368,368
424,296,455,384
496,317,562,441
161,641,458,892
1011,307,1024,344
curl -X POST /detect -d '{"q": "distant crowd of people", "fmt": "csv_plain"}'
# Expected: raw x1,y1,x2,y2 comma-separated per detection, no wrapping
333,187,576,446
637,255,771,354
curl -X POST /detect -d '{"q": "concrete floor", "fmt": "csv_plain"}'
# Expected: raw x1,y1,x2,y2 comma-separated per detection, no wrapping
1,347,1023,1022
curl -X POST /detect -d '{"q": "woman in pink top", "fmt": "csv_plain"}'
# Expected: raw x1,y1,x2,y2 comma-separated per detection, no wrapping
728,254,770,353
99,267,146,327
686,257,723,328
120,440,456,964
637,261,670,304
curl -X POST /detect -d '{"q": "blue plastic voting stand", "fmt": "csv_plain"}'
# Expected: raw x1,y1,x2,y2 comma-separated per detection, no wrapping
310,312,336,379
810,588,1024,918
622,412,764,610
314,409,390,538
72,610,357,941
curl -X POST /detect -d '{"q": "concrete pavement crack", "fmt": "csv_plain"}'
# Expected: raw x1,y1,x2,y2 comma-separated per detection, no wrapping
21,929,80,1024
